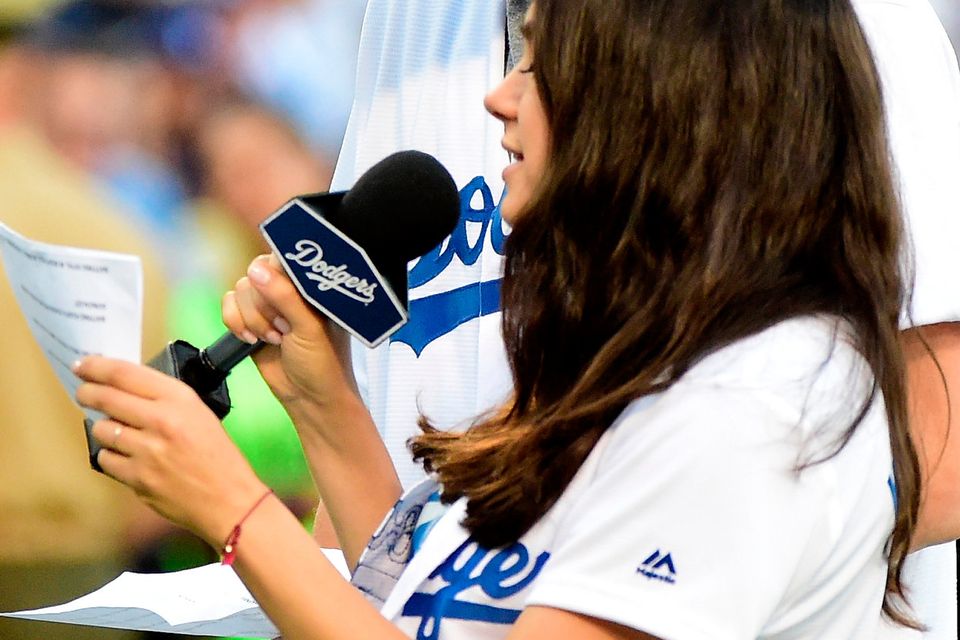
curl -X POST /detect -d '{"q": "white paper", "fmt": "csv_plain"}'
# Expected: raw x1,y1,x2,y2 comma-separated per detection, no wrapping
0,223,354,634
0,550,351,638
0,221,143,419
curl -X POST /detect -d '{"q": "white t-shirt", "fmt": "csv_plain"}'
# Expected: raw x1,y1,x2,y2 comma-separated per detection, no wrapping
364,317,896,639
854,1,960,637
331,0,512,490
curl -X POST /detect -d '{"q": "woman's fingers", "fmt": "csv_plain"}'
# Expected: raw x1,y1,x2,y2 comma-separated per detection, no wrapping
91,419,157,493
73,356,184,401
91,418,140,456
222,254,304,345
245,254,322,336
96,446,141,490
222,290,259,345
221,252,357,404
234,276,285,345
77,381,159,429
72,354,265,545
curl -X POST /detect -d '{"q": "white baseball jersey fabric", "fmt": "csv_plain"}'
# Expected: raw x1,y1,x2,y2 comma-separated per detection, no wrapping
854,1,960,637
365,317,897,639
331,0,512,490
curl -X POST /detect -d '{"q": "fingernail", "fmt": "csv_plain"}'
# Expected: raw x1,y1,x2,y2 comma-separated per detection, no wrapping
71,360,82,373
241,330,258,345
274,317,292,334
265,330,283,345
248,263,270,285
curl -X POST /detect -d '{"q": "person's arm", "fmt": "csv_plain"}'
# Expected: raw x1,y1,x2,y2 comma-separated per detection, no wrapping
903,322,960,549
72,355,401,638
219,254,401,567
74,354,645,640
312,500,341,548
279,385,400,567
229,496,656,640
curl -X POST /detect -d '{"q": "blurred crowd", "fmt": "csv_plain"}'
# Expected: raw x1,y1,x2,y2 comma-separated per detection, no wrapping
2,0,363,279
0,1,364,638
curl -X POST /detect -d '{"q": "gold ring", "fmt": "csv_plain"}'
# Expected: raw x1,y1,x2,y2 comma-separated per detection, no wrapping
111,425,123,449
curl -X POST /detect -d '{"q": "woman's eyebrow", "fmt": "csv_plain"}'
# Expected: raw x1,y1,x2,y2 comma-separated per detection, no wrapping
521,21,533,42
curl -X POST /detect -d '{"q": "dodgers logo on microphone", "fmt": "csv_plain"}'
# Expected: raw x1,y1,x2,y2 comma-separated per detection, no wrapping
262,201,407,347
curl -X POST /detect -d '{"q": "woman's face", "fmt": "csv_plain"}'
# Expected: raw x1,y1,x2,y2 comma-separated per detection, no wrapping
484,6,549,225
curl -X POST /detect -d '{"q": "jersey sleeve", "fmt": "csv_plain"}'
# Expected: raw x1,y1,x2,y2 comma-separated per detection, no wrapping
524,382,892,639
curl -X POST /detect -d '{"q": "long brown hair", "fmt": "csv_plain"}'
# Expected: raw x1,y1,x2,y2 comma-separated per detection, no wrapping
411,0,920,625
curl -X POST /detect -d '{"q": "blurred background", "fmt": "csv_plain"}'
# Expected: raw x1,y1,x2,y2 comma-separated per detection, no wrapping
0,0,365,638
931,0,959,46
0,1,956,639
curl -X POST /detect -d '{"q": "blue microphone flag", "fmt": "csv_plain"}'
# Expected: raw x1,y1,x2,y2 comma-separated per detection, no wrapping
261,195,407,348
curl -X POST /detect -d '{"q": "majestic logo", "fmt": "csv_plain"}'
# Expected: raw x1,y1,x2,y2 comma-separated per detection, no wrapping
637,549,677,584
402,539,550,640
390,176,508,356
284,239,379,304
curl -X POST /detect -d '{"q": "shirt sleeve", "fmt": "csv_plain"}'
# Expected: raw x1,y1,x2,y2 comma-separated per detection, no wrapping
524,382,891,639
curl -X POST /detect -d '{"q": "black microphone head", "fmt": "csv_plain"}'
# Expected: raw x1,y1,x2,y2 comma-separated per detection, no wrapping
338,150,460,264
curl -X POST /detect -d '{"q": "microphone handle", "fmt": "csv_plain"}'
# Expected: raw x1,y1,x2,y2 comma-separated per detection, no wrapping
114,332,263,473
200,332,265,374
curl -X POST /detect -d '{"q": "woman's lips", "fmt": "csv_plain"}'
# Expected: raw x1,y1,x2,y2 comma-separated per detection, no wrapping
503,153,523,181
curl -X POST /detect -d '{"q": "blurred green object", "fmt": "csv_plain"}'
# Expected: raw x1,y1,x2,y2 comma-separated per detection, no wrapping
168,277,316,498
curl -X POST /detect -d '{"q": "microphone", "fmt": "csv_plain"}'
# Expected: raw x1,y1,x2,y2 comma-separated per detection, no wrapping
85,151,459,471
174,149,460,402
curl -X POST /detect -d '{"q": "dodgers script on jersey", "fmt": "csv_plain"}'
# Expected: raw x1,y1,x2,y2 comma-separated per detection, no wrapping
331,0,513,489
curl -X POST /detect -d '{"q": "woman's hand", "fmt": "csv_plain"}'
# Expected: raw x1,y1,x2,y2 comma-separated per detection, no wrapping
223,254,359,411
74,357,267,548
223,253,402,565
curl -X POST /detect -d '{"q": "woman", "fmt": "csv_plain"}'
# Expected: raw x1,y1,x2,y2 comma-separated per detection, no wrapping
74,0,921,637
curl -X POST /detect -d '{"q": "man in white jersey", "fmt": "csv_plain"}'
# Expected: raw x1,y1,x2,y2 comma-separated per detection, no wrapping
331,0,960,635
854,1,960,636
331,0,523,490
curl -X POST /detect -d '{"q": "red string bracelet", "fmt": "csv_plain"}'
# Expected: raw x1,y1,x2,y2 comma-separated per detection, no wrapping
221,488,274,566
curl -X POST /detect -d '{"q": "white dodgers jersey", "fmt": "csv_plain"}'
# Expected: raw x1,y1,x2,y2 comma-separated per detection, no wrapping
332,0,513,489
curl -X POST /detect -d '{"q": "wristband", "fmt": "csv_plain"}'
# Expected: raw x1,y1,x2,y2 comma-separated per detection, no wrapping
221,488,274,566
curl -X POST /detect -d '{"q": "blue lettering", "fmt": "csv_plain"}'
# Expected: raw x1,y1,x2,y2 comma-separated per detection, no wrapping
402,539,550,640
636,568,677,584
390,279,502,357
391,177,509,354
408,177,507,288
